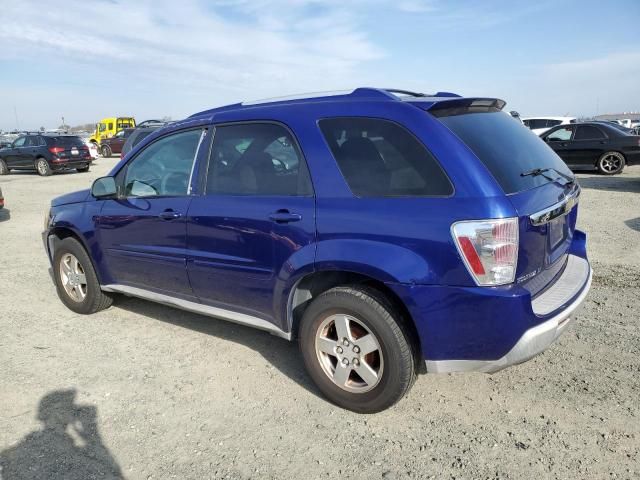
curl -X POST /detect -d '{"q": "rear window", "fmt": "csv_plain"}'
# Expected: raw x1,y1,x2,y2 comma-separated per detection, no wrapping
437,111,574,194
132,130,155,147
319,117,453,197
47,136,85,147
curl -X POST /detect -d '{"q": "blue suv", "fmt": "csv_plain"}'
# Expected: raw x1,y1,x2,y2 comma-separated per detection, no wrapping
43,88,592,412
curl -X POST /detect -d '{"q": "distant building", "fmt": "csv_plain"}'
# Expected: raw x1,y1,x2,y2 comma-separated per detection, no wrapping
594,113,640,121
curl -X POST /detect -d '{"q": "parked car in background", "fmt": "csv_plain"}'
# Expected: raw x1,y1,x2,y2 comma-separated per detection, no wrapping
80,135,99,160
100,128,134,157
43,88,591,413
541,121,640,174
0,134,18,149
612,119,633,129
522,116,576,135
120,120,171,158
0,134,92,176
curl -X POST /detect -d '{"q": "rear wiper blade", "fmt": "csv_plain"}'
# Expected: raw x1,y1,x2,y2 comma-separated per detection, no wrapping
521,167,575,184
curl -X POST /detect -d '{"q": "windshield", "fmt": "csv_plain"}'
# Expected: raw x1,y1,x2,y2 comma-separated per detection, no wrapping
436,111,574,194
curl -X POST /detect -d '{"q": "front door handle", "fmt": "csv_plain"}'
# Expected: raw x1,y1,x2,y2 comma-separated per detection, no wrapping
269,210,302,223
159,210,182,220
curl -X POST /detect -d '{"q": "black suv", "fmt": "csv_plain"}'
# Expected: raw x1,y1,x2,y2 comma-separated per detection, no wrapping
0,134,92,176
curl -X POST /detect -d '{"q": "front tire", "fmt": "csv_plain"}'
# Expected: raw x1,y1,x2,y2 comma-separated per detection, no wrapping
53,237,113,314
299,286,416,413
35,158,51,176
597,151,625,175
0,159,8,175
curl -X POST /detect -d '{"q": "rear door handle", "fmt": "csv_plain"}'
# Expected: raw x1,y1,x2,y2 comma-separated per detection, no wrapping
159,210,182,220
269,210,302,223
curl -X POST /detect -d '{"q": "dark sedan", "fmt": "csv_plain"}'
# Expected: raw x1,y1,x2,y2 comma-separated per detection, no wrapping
541,122,640,175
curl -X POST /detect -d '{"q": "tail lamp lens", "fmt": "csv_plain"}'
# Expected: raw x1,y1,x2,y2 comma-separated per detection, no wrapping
452,218,519,286
48,146,65,155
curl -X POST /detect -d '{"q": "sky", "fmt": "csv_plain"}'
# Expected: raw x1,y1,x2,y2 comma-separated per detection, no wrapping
0,0,639,130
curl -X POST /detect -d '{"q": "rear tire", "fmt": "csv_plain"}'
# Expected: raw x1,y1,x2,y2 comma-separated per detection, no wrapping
53,237,113,314
0,159,8,175
35,158,51,176
101,145,112,158
597,151,625,175
299,285,416,413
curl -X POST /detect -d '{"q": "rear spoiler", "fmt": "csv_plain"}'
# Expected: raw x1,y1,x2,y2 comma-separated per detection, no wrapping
405,97,507,117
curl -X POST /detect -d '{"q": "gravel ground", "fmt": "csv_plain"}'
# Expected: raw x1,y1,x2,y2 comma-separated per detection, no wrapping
0,160,638,480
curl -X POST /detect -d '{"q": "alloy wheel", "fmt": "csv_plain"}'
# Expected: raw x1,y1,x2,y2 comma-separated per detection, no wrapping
600,153,622,173
59,253,88,302
315,313,384,393
37,159,49,175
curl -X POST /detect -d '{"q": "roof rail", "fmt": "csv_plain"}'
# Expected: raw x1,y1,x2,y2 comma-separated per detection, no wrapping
383,89,462,98
137,119,170,127
384,89,428,97
240,88,397,106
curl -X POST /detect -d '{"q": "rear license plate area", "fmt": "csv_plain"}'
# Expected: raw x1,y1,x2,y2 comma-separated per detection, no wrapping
549,216,567,250
71,147,79,156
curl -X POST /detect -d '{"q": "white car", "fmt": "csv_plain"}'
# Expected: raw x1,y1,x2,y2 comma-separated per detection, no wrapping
80,137,99,160
522,116,576,136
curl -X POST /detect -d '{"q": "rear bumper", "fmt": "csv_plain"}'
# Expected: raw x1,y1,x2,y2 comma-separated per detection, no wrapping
624,150,640,166
388,232,592,374
425,260,592,373
50,159,91,171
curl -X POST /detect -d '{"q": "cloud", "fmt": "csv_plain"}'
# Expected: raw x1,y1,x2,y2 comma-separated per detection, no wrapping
0,0,383,99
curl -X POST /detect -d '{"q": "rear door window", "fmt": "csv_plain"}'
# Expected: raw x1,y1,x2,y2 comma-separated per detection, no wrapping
318,117,452,197
437,111,574,194
574,125,606,140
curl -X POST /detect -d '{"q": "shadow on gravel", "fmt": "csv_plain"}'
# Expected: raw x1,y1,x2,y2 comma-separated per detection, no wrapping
0,208,10,222
578,175,640,193
625,217,640,232
116,297,323,400
0,389,125,480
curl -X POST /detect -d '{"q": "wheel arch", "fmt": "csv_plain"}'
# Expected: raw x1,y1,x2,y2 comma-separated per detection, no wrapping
286,269,422,362
48,226,105,284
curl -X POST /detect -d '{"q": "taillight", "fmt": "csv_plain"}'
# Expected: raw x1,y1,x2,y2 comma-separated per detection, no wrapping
452,218,519,286
49,146,65,155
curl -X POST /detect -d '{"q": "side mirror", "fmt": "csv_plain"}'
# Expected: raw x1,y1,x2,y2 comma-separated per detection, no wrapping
91,176,117,199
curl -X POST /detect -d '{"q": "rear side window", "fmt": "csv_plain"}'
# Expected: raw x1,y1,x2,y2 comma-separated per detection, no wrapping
574,125,606,140
206,123,312,196
437,111,574,194
318,117,452,197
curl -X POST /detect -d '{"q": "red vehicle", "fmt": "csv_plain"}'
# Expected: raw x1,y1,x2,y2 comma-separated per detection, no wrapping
99,128,134,157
